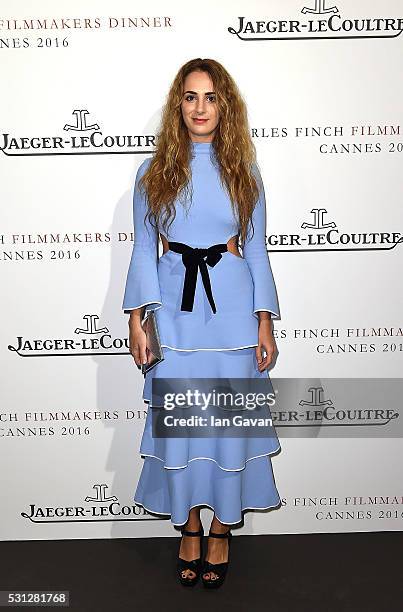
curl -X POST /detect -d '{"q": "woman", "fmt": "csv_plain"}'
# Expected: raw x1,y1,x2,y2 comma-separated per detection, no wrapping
122,58,281,588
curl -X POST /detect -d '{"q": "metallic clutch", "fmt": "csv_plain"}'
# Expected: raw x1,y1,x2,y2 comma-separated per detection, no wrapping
140,309,164,375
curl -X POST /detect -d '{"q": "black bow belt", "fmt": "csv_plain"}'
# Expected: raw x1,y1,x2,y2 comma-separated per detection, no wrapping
168,241,228,314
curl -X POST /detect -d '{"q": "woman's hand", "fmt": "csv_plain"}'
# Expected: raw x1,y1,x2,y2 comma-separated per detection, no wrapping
128,309,147,369
255,315,277,372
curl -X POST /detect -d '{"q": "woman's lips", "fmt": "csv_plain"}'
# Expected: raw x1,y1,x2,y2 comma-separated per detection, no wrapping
193,118,208,123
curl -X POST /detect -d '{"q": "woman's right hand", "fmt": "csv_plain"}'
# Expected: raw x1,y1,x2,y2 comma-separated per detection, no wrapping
128,309,147,368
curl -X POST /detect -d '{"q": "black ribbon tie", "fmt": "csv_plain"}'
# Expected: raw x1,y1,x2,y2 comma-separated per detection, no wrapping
167,241,228,314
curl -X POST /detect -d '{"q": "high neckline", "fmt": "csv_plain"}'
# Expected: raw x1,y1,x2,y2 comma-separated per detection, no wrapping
191,141,213,154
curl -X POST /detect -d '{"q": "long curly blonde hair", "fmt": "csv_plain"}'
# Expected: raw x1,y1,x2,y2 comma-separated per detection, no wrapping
139,57,261,246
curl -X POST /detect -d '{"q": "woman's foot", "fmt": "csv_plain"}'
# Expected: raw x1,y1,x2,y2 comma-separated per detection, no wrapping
202,517,231,583
178,512,203,582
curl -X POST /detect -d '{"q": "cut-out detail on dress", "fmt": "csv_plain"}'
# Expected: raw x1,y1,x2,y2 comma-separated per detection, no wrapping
161,233,243,258
226,233,243,258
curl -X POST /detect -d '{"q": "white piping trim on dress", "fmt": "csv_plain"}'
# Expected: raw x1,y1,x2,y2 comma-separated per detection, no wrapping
132,498,281,527
159,343,259,352
123,301,163,311
253,309,280,320
137,448,281,472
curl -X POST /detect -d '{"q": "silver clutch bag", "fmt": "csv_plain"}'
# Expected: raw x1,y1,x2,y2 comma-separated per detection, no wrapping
140,309,165,375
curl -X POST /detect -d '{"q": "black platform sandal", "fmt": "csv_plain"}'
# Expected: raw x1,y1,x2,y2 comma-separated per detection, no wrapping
201,529,232,589
176,522,204,587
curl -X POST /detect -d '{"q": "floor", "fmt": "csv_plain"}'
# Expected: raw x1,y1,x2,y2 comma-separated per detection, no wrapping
1,531,402,611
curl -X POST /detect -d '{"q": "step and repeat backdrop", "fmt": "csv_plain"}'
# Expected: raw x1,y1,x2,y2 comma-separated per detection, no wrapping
1,0,402,541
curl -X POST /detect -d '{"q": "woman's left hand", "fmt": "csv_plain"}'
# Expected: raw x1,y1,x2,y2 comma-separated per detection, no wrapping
255,318,277,372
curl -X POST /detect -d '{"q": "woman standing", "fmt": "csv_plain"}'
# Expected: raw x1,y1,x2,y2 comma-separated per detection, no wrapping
122,58,282,588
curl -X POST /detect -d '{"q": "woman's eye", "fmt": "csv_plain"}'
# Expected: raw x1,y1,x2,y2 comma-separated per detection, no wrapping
184,95,216,102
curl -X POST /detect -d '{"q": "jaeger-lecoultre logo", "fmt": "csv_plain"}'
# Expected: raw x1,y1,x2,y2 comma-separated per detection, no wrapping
8,315,131,357
21,483,162,523
228,1,403,41
266,209,403,252
0,109,155,156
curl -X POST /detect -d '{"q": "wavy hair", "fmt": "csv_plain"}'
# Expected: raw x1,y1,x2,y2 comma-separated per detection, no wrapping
139,58,261,246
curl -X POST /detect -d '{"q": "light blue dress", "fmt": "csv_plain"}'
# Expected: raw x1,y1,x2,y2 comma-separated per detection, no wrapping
122,141,282,526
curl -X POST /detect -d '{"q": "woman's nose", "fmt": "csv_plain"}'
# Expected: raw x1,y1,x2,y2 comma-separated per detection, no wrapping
196,99,207,113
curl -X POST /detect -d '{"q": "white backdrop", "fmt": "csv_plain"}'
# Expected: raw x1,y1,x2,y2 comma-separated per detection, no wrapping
1,0,402,541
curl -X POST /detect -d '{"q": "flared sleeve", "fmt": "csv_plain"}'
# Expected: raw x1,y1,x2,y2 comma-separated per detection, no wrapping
242,164,280,320
122,159,162,314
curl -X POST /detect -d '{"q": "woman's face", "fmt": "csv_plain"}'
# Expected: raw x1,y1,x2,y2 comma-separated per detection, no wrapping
180,70,220,143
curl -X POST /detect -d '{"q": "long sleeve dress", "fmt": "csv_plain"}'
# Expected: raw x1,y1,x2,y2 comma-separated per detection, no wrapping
122,140,282,526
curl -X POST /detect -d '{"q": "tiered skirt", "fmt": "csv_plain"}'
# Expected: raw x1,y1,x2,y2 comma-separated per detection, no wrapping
134,345,282,526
